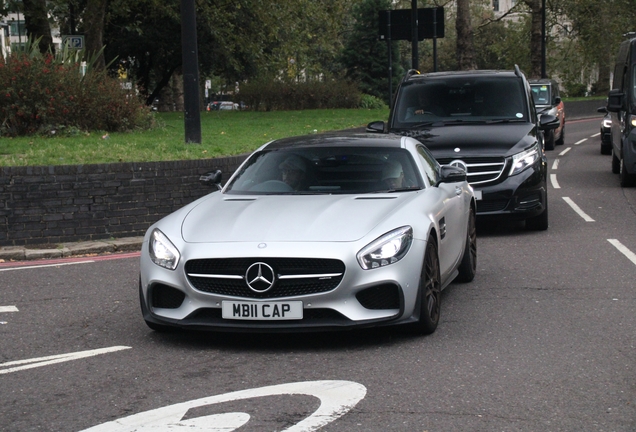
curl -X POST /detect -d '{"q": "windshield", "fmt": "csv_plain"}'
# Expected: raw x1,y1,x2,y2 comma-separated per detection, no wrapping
531,84,551,106
392,76,528,128
225,146,424,195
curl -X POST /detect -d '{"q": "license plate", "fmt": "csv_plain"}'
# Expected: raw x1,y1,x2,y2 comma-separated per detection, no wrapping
474,190,482,200
222,301,303,320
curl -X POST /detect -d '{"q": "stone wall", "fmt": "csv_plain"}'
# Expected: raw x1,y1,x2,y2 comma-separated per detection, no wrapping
0,155,248,246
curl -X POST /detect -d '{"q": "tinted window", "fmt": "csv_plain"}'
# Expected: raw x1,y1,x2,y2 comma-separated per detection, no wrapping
393,76,527,127
226,146,424,195
531,85,551,105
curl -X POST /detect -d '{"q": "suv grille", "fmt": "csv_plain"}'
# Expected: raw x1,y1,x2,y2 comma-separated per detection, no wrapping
185,258,345,299
437,157,507,185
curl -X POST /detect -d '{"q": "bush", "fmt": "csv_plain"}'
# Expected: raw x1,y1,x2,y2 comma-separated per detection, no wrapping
563,82,588,98
359,94,388,109
0,40,153,137
238,78,362,111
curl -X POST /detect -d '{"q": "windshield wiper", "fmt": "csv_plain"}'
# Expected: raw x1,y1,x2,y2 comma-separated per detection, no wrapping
485,118,526,124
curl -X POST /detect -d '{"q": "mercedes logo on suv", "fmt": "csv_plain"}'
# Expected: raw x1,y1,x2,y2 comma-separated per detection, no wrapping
449,159,468,174
245,262,276,292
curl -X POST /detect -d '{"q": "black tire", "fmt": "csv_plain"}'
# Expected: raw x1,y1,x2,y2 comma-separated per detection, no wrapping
526,199,548,231
601,144,612,155
619,156,636,187
555,127,565,146
612,150,620,174
544,130,555,151
412,239,442,335
455,208,476,283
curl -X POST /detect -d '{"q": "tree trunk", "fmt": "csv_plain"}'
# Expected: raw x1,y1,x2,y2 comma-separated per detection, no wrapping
84,0,108,69
21,0,53,53
456,0,477,70
525,0,543,78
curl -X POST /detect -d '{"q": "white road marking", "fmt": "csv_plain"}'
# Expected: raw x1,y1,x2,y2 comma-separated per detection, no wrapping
592,132,601,137
559,147,571,156
0,260,95,272
552,159,559,170
0,346,131,375
608,239,636,266
0,306,18,313
550,174,560,189
80,380,367,432
575,138,587,145
562,197,595,222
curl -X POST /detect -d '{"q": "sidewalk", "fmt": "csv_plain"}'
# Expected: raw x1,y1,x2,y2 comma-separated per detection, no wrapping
0,237,144,262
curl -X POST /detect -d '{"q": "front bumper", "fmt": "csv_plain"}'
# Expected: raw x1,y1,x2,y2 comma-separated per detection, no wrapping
139,238,428,332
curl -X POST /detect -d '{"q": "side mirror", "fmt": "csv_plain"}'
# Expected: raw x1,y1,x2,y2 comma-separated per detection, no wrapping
366,121,385,133
607,89,624,113
200,170,222,189
539,114,559,130
554,96,561,105
437,165,467,185
597,106,608,114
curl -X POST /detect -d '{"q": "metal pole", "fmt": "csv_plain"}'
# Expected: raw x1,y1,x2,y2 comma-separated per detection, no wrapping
181,0,202,144
433,8,438,72
388,10,393,104
411,0,418,70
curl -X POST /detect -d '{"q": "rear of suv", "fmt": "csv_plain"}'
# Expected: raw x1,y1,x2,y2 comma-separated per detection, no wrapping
529,79,565,150
367,67,558,230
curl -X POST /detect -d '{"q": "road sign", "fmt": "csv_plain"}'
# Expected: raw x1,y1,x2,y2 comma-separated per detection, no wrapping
378,8,444,41
62,35,85,49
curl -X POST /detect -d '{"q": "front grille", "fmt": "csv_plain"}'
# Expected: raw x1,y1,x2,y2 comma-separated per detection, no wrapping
356,284,401,310
185,258,345,299
477,199,509,213
437,157,507,185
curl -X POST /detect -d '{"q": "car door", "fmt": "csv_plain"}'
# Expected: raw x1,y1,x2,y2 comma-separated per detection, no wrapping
416,145,466,281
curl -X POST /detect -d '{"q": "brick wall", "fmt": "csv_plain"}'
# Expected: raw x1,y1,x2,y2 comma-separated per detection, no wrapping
0,155,249,246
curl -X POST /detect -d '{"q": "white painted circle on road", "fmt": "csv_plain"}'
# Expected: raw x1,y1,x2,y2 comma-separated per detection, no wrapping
80,380,367,432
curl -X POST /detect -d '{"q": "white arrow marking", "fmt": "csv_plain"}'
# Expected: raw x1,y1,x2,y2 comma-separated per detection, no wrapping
0,346,131,375
80,380,367,432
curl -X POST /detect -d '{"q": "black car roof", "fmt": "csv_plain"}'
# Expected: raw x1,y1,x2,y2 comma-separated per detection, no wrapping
265,132,406,150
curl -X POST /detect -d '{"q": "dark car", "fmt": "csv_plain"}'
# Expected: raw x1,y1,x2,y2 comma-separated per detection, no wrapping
367,67,559,230
598,106,612,155
529,79,565,150
606,33,636,186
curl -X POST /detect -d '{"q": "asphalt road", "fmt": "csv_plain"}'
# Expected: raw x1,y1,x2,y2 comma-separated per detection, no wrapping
2,117,636,431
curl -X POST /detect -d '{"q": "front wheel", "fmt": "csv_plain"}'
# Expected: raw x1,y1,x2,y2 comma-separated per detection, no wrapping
526,200,548,231
555,127,565,146
411,239,442,335
544,130,555,151
455,208,476,283
612,150,620,174
619,155,636,187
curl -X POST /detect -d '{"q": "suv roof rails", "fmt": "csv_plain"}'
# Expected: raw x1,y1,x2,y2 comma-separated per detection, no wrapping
401,69,421,84
623,31,636,38
514,64,523,78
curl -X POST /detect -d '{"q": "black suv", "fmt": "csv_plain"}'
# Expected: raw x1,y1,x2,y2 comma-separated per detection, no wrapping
367,67,558,230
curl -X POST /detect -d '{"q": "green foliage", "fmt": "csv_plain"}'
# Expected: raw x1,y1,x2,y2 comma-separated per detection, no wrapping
0,38,153,137
563,82,587,98
359,94,388,109
238,78,362,111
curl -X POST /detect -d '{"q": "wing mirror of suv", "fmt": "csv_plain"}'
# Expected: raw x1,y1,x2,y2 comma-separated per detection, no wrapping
554,96,561,105
539,114,559,130
437,165,467,185
366,121,386,133
199,170,223,189
597,106,609,114
607,89,625,113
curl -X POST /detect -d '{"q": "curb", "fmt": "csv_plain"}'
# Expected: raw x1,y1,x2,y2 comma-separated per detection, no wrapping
0,237,144,262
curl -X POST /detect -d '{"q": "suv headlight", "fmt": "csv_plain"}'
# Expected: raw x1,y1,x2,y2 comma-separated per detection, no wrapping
510,143,540,176
357,226,413,269
603,118,612,128
149,229,180,270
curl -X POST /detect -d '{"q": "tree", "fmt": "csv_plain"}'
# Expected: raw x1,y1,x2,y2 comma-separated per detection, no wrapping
340,0,404,102
83,0,108,69
21,0,54,53
455,0,476,70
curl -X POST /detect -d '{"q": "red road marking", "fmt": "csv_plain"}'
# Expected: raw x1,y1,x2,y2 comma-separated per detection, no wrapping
0,251,140,269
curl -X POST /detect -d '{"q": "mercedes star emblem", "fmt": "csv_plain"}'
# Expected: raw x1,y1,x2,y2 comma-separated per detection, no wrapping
245,262,276,292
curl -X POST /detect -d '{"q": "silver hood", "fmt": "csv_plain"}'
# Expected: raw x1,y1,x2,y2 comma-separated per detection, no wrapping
181,193,414,243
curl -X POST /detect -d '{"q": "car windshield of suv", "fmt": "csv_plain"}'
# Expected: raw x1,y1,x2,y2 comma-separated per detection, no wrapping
225,146,425,195
531,85,551,106
393,76,528,128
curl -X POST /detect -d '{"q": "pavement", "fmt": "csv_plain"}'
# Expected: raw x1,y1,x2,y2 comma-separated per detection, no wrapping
0,237,144,262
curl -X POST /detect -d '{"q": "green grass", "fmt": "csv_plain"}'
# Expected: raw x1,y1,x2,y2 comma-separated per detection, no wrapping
0,108,389,167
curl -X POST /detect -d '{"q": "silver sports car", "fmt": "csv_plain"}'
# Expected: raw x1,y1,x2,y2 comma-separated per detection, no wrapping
139,133,476,334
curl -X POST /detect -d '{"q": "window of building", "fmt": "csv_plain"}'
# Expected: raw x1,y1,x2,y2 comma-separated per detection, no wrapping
493,0,500,11
9,20,25,37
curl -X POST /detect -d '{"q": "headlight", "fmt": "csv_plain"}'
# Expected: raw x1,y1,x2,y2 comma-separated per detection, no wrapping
357,226,413,270
510,143,540,176
149,229,180,270
547,107,558,117
603,118,612,128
